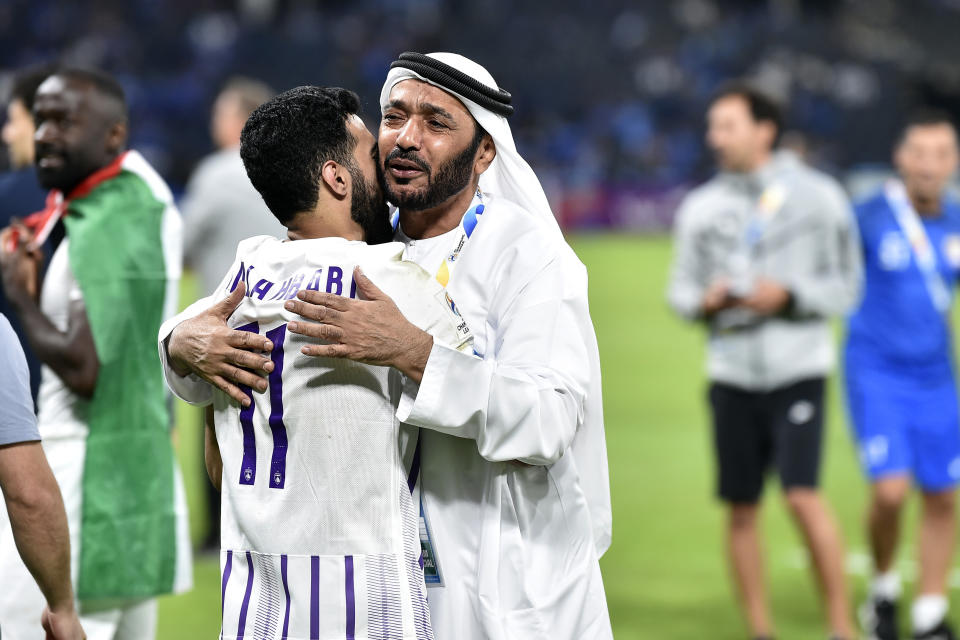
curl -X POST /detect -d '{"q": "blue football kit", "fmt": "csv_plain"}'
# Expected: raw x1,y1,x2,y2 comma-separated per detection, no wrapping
845,188,960,491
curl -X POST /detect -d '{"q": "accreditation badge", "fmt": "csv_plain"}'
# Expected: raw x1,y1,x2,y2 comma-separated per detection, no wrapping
944,234,960,269
419,495,443,586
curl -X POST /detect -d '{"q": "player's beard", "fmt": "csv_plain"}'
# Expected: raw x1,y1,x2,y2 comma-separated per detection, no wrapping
381,132,482,213
349,163,393,245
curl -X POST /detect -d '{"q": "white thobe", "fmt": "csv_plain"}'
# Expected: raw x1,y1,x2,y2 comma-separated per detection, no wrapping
158,194,612,640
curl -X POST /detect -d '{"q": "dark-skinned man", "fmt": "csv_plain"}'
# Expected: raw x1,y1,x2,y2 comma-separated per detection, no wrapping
0,68,190,640
0,64,63,402
159,53,612,639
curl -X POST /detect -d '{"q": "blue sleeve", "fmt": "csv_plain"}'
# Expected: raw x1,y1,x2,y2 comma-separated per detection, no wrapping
0,314,39,445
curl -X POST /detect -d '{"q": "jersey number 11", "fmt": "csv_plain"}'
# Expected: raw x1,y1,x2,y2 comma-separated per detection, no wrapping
235,321,289,490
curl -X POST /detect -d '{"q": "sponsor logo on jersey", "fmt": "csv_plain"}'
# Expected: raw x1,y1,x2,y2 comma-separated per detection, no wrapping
788,400,815,425
879,231,911,271
944,234,960,269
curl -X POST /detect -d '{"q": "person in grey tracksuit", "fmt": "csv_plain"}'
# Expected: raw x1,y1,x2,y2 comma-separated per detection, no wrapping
666,83,862,640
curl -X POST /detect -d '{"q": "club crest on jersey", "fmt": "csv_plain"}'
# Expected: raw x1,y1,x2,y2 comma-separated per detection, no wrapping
945,235,960,269
273,471,282,486
244,467,253,482
879,231,911,271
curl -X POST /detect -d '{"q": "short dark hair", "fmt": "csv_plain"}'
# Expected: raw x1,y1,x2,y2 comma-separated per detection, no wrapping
53,67,128,120
8,64,58,113
240,86,361,225
897,107,957,147
709,82,784,145
218,76,274,118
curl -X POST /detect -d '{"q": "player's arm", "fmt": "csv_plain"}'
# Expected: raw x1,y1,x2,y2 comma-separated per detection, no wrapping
285,263,589,466
204,405,222,492
158,248,275,407
0,442,84,639
0,225,99,398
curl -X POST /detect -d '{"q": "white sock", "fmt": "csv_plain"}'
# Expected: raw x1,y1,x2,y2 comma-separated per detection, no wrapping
912,594,948,634
870,570,902,601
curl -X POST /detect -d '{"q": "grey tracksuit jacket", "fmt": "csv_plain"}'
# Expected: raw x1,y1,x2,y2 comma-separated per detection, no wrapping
667,151,863,392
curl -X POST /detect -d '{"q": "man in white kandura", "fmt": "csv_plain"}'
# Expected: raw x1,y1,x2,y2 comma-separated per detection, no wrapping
161,52,612,639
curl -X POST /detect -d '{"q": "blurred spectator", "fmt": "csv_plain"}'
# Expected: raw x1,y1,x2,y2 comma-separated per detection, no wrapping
2,1,960,232
844,109,960,640
181,76,281,298
179,76,279,553
666,84,861,640
0,68,191,639
0,64,62,402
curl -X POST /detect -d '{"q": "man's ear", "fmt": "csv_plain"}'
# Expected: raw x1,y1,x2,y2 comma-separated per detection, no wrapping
320,160,349,199
474,134,496,175
106,120,128,155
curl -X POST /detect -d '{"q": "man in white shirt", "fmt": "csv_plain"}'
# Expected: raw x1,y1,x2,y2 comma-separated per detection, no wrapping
163,85,474,639
161,53,612,640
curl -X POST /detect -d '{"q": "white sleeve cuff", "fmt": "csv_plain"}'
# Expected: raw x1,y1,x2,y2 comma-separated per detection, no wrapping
396,341,481,441
396,340,450,425
157,316,214,406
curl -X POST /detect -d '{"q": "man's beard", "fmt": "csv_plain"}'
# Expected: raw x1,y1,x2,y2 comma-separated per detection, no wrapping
381,132,482,212
349,163,393,244
35,144,90,192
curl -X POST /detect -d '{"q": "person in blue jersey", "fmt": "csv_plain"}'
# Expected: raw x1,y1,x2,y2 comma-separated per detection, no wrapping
847,110,960,640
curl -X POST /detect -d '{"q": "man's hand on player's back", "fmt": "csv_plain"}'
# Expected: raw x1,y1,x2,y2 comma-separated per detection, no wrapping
166,281,275,407
285,267,434,384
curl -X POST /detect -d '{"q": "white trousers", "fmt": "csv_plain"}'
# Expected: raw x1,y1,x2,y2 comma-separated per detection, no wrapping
0,437,157,640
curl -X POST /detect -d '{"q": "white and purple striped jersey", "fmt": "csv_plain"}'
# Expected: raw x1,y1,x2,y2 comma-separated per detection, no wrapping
209,236,471,640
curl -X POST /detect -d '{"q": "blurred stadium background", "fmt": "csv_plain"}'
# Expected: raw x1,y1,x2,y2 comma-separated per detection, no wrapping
6,0,960,637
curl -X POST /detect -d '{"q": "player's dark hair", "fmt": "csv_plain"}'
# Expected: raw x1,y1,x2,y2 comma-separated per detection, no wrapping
8,64,58,113
54,67,128,121
897,107,958,147
240,86,361,225
709,82,784,146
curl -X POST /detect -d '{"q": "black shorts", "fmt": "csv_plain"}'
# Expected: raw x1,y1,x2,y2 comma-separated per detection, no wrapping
709,377,825,503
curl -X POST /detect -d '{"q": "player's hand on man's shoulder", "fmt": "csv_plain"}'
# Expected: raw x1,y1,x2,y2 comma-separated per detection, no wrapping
166,280,274,407
285,267,433,383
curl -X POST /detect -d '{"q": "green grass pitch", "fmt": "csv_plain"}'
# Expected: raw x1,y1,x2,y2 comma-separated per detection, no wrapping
155,234,960,638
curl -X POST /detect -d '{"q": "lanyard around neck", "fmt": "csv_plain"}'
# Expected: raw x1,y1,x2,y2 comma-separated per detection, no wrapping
392,190,485,286
885,178,951,314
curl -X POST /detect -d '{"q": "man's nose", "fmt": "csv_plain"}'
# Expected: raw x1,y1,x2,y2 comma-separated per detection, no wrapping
34,121,56,145
396,119,421,151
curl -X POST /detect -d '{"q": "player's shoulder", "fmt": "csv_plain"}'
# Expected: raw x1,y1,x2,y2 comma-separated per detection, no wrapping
851,190,891,229
679,179,726,213
784,158,851,214
941,194,960,222
232,234,281,260
671,178,733,232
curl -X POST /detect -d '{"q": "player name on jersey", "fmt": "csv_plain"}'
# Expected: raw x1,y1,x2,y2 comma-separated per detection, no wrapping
228,260,359,301
209,235,473,640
